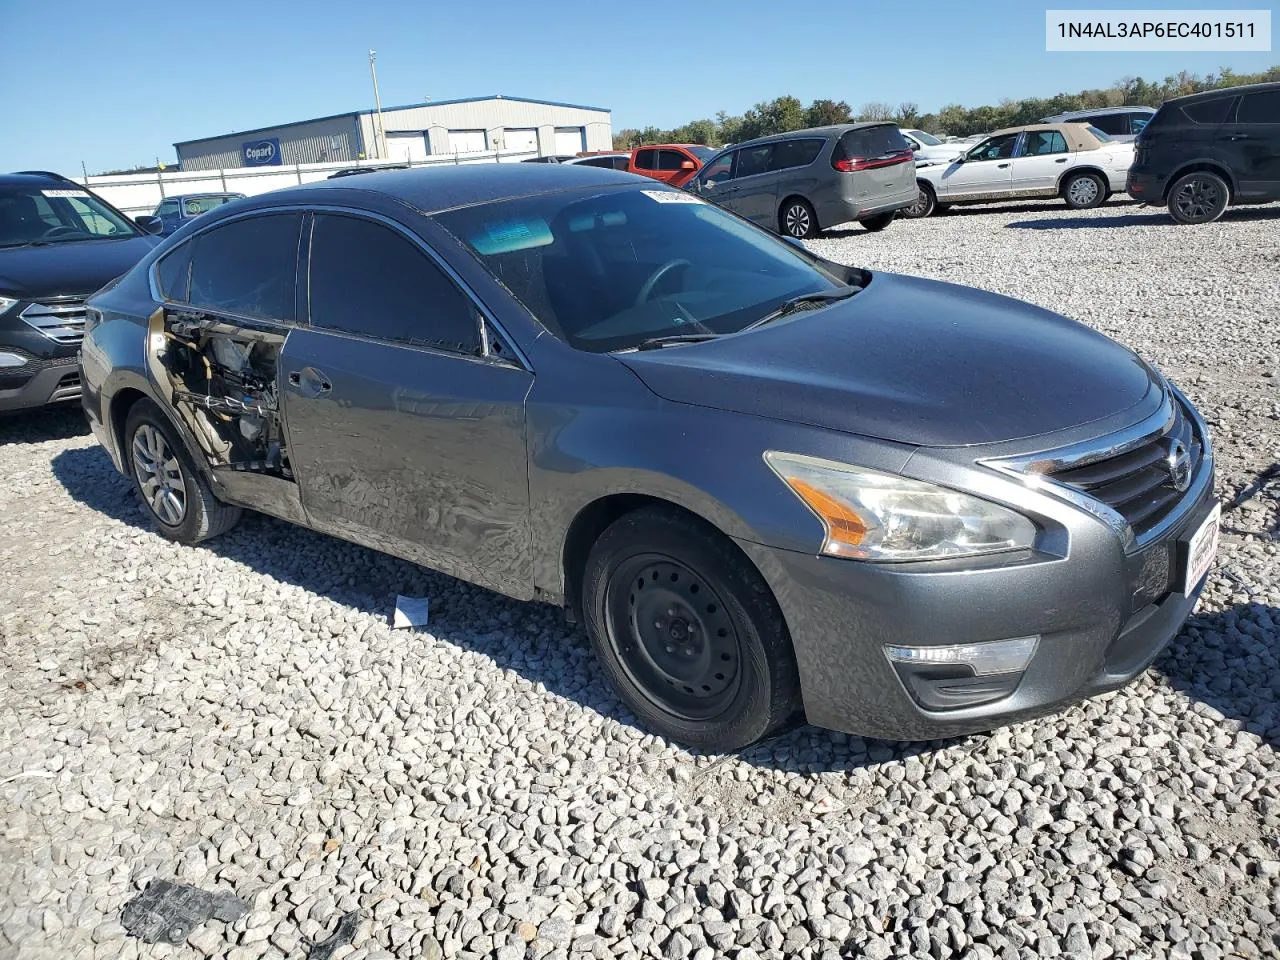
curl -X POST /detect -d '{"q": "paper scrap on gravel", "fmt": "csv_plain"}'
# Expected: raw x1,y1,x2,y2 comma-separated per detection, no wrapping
393,595,430,629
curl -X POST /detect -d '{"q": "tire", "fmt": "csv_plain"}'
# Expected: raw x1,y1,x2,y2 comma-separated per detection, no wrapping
1167,171,1230,225
861,212,895,232
900,183,936,219
1062,171,1106,210
124,398,240,544
582,506,800,751
779,197,818,239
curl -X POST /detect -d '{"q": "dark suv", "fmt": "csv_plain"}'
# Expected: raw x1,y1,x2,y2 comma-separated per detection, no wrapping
1127,82,1280,224
0,172,158,412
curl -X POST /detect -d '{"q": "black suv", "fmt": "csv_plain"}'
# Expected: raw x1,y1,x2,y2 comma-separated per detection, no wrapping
0,172,158,412
1127,82,1280,224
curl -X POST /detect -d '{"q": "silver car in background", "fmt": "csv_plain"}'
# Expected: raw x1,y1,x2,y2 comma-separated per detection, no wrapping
687,123,918,237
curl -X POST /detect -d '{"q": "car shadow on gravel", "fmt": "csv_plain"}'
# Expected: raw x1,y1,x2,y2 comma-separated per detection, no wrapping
1007,205,1280,231
48,443,1279,769
0,404,89,445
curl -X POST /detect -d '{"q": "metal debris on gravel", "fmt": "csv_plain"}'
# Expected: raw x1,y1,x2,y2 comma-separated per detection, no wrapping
2,199,1279,960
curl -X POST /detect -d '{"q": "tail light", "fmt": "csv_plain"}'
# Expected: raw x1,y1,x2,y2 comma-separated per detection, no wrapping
832,150,914,173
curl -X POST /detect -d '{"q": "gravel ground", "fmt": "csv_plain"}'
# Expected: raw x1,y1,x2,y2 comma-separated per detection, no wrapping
2,199,1279,960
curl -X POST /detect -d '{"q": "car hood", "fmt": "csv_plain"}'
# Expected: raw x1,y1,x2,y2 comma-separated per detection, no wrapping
914,145,964,162
618,273,1157,447
0,236,158,300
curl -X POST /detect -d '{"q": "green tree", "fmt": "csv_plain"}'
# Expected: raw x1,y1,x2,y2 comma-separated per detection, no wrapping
805,98,852,127
856,101,895,122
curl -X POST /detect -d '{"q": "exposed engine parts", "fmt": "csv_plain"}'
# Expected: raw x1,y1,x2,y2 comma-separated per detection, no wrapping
151,311,292,480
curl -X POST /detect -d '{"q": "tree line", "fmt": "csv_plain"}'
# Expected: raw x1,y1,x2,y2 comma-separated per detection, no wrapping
612,65,1280,149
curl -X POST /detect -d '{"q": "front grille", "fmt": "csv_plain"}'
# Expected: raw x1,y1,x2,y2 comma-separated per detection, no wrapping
1049,399,1202,539
20,297,88,344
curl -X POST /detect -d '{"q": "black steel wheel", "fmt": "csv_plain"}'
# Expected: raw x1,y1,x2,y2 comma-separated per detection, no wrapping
582,506,800,750
1167,171,1230,225
779,197,818,239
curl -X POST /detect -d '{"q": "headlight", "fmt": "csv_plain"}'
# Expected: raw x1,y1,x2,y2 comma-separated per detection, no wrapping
765,451,1036,561
0,295,19,315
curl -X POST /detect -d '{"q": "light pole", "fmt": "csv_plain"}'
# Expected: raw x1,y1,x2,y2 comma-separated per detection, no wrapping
369,49,388,160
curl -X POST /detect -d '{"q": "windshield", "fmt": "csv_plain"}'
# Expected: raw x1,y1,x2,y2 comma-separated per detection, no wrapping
686,145,716,161
436,185,843,353
0,185,137,247
908,129,943,146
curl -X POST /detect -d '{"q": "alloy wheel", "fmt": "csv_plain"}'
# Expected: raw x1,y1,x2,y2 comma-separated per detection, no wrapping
1172,177,1223,222
131,423,187,526
784,204,812,238
605,555,742,720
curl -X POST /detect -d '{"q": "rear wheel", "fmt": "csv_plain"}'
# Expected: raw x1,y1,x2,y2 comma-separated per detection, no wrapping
582,507,799,751
861,212,895,232
1062,171,1106,210
900,183,936,218
1167,171,1230,224
125,398,240,544
779,197,818,239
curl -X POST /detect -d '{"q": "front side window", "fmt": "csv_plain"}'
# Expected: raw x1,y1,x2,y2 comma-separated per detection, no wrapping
967,133,1020,161
770,139,824,170
308,214,481,355
1022,131,1068,156
633,149,656,171
188,213,301,321
0,185,137,247
657,150,691,171
1238,90,1280,124
699,152,735,184
155,200,180,218
436,184,843,354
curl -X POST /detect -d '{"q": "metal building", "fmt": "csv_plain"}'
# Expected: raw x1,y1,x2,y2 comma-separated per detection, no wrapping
174,95,613,170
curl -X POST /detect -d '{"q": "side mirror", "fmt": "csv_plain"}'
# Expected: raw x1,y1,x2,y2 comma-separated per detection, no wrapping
910,143,921,151
680,159,696,170
135,215,164,235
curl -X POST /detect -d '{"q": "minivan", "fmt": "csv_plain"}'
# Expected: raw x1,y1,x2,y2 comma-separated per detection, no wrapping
1127,82,1280,224
687,124,917,237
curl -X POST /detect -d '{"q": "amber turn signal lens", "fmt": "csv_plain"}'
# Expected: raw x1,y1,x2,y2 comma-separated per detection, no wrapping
784,477,868,547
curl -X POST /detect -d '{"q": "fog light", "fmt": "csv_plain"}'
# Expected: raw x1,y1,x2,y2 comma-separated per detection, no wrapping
885,636,1039,677
0,352,28,368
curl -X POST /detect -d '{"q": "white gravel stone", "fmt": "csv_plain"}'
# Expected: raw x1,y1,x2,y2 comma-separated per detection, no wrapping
2,200,1279,959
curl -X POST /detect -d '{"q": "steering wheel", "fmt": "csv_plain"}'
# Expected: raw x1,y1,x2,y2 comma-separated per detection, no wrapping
40,225,82,239
634,259,691,306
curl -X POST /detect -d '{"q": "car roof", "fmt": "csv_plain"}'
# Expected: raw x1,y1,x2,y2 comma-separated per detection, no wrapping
0,171,81,189
1167,80,1280,105
983,122,1107,150
228,163,640,215
728,122,894,149
1043,106,1156,121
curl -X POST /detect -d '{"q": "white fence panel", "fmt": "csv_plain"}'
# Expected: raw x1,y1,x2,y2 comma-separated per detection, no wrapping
83,150,538,216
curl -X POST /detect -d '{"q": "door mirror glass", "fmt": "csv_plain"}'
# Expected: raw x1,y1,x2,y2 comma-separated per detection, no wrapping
680,159,696,170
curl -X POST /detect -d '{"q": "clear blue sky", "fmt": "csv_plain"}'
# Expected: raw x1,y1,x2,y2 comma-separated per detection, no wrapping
1,0,1274,173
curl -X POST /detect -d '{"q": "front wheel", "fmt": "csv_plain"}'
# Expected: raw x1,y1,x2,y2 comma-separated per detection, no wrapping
861,212,895,232
1062,171,1106,210
125,398,240,544
1167,171,1230,224
900,183,936,218
582,507,800,751
779,198,818,239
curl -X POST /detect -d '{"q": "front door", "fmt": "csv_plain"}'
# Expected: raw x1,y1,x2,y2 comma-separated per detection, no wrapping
280,212,535,598
716,143,775,225
1226,88,1280,199
937,132,1020,199
691,149,737,209
1009,129,1071,193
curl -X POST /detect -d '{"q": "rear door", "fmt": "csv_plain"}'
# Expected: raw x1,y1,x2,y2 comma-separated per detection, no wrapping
280,211,534,597
1009,129,1071,193
937,132,1020,199
1225,88,1280,199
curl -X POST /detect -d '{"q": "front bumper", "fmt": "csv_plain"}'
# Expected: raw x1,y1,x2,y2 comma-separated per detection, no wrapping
737,467,1216,741
0,352,81,412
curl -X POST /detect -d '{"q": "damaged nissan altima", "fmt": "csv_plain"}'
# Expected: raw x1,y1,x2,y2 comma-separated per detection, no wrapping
80,165,1218,751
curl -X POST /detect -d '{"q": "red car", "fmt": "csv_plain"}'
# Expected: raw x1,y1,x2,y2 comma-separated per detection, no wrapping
629,144,716,187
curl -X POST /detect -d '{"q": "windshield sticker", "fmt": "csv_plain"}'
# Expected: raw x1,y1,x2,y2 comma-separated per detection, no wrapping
471,217,554,256
41,189,88,198
641,190,704,204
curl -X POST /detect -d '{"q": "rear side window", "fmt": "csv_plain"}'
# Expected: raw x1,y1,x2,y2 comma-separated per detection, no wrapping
308,214,481,355
836,125,911,161
736,145,772,178
633,149,656,171
1182,98,1234,124
770,139,824,170
1237,90,1280,123
656,150,690,171
155,243,193,301
1023,130,1068,155
188,214,301,321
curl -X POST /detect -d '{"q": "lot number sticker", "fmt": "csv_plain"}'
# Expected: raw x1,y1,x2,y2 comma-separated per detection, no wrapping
641,190,704,204
41,189,87,198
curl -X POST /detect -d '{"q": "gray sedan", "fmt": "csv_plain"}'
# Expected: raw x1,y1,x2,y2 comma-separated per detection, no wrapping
80,165,1218,750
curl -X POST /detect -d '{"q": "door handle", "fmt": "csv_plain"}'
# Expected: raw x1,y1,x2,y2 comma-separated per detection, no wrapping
996,163,1010,168
1226,133,1250,141
1054,157,1069,163
287,367,332,396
